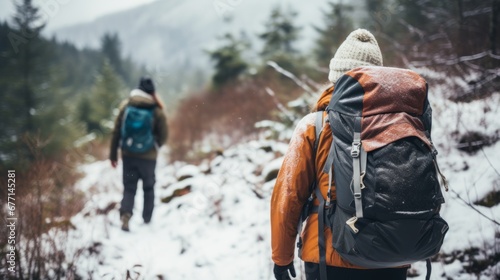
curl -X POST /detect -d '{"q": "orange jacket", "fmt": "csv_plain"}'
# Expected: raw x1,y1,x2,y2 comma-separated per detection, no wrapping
270,86,363,268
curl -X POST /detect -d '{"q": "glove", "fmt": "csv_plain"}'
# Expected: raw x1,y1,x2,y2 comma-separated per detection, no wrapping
273,262,296,280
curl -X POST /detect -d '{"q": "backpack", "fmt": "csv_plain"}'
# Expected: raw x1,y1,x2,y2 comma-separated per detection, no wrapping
306,66,449,280
120,105,156,153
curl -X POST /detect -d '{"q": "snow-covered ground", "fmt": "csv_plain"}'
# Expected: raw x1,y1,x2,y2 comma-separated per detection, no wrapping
68,141,288,279
61,88,499,279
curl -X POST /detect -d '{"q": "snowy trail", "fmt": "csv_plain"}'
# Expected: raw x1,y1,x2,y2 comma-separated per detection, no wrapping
69,142,284,279
62,93,500,279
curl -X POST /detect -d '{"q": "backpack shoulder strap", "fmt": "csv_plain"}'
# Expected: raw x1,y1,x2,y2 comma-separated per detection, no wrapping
306,111,324,195
295,111,331,280
313,111,324,149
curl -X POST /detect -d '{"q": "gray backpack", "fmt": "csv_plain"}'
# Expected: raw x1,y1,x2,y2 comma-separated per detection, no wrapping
304,66,449,280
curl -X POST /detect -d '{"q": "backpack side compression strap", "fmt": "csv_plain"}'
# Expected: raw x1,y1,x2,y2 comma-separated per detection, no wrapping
312,111,328,280
315,186,328,280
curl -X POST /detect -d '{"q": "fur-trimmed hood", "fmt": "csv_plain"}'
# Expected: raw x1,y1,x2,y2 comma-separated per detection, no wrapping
128,89,156,108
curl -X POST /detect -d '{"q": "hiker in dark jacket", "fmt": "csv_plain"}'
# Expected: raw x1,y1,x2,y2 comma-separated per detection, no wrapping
110,77,168,231
271,29,409,279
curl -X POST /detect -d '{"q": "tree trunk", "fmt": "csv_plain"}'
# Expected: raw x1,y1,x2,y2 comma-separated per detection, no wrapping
490,0,500,54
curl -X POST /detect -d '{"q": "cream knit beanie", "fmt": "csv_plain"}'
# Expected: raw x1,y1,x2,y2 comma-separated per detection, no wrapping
328,29,383,84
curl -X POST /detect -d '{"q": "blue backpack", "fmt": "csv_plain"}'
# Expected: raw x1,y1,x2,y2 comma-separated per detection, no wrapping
121,105,155,153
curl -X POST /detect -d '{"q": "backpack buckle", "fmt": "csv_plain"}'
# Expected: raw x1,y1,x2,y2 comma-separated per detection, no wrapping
346,217,359,234
351,141,361,158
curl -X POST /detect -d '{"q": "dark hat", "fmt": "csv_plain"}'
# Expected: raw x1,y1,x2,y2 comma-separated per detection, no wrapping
138,77,155,94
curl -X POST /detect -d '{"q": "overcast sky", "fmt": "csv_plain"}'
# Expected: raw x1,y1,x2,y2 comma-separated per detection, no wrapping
0,0,156,32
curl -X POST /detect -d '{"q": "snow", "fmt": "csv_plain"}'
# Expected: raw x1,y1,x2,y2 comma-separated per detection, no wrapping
262,157,284,182
175,164,202,180
49,83,499,279
66,141,277,279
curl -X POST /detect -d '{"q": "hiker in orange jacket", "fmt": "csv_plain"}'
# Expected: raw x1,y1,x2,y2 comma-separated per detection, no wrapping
270,29,409,280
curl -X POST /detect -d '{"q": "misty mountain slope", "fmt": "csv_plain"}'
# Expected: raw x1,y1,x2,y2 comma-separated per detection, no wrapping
57,84,500,279
53,0,329,72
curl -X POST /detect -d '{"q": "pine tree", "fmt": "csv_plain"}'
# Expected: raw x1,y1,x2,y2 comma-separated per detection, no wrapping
0,21,21,165
0,0,48,167
76,94,93,132
11,0,46,133
258,5,302,69
207,33,249,87
86,59,125,134
313,1,354,68
101,32,127,82
33,76,85,157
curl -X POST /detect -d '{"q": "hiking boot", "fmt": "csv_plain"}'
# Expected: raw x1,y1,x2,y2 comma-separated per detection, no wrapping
121,213,131,232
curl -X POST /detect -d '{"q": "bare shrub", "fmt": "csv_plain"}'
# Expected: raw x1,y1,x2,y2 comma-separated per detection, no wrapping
168,75,304,163
0,136,86,279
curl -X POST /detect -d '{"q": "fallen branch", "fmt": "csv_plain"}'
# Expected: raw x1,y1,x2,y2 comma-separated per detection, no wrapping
410,51,500,67
451,189,500,226
264,87,296,122
266,61,316,96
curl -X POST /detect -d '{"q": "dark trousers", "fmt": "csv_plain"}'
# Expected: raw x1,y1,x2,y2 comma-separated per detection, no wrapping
120,156,156,223
305,262,408,280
